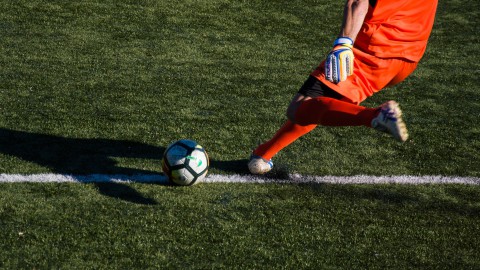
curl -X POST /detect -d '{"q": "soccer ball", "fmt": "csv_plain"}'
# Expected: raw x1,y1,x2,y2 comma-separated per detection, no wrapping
161,139,209,186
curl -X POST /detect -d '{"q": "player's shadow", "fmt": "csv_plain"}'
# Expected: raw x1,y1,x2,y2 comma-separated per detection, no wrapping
209,159,250,175
0,128,167,205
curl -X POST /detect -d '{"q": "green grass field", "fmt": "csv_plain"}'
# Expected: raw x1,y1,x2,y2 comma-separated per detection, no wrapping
0,0,479,269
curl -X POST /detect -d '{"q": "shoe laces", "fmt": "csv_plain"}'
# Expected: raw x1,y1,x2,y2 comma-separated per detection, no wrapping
381,107,397,122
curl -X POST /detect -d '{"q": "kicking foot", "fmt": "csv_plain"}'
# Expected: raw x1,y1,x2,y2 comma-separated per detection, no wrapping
371,101,409,142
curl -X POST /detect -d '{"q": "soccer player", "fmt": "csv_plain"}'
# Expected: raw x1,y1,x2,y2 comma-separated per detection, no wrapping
248,0,438,174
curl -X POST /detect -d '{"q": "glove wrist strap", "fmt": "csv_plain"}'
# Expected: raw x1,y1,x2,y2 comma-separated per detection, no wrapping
334,37,353,46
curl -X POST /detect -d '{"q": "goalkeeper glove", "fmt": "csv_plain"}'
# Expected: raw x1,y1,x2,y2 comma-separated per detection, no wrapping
325,37,354,84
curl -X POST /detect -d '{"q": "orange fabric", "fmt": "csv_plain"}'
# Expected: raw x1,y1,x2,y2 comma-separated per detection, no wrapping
254,97,379,160
254,120,316,161
311,0,436,104
295,97,378,127
356,0,438,62
253,0,438,161
312,50,418,104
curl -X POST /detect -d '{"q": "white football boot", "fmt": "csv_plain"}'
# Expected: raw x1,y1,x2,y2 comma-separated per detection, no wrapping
248,155,273,175
371,101,409,142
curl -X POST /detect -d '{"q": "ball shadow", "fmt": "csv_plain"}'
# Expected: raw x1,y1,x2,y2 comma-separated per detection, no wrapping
0,128,166,205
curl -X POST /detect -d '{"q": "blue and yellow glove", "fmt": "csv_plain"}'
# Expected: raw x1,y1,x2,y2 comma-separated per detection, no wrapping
325,37,354,84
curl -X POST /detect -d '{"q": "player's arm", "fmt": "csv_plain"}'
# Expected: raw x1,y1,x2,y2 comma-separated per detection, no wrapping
339,0,369,42
325,0,369,84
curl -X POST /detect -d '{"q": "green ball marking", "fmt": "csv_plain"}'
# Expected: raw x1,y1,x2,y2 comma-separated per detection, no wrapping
186,156,202,167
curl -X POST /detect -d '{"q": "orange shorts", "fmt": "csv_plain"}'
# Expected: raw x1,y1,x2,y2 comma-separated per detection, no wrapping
311,48,418,104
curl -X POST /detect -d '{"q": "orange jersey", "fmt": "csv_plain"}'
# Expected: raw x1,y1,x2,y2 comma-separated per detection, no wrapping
355,0,438,62
311,0,438,104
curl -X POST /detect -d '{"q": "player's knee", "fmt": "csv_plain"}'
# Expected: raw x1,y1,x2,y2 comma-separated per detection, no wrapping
286,106,297,123
286,93,308,124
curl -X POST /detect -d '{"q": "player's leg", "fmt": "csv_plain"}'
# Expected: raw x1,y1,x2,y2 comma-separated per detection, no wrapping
248,77,323,175
366,60,418,142
249,56,415,174
249,77,369,175
289,82,409,141
291,85,409,142
253,76,378,153
252,87,379,157
292,95,379,127
248,117,316,175
254,93,317,161
311,55,415,141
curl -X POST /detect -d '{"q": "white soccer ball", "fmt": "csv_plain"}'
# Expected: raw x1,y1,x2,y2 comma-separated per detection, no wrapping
161,139,209,186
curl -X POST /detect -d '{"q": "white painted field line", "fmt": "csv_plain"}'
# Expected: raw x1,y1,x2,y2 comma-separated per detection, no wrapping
207,174,480,185
0,174,170,184
0,173,479,185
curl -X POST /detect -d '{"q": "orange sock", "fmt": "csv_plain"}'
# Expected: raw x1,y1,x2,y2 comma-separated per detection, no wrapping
253,120,316,161
253,97,379,160
295,97,379,127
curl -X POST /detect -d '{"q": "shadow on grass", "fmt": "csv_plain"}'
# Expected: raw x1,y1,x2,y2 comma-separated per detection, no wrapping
95,182,159,205
209,159,250,175
300,182,480,216
0,128,167,205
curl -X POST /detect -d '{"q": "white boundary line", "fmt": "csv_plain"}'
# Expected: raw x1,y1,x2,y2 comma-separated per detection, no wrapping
0,173,479,185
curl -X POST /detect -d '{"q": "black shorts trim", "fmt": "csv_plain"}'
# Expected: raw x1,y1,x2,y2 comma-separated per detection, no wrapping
298,76,344,100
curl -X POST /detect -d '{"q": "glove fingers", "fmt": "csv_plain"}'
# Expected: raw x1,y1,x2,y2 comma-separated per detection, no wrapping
326,48,354,84
325,54,334,83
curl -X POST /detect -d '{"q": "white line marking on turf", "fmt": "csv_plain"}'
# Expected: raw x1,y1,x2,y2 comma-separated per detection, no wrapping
0,174,479,185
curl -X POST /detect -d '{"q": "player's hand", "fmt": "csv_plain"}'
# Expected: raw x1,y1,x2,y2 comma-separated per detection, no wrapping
325,37,354,84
